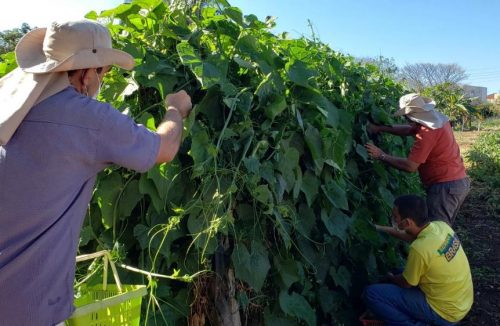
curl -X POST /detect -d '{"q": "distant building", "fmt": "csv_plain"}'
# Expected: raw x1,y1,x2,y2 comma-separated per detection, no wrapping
462,85,488,104
487,93,500,104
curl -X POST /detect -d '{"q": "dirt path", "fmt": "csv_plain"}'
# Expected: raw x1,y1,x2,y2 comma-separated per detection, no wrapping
454,125,500,325
455,181,500,325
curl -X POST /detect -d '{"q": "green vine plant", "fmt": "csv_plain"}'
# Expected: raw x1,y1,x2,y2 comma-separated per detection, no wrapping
0,0,426,325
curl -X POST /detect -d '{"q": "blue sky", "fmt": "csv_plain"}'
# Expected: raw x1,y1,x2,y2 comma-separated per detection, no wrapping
231,0,500,93
2,0,498,93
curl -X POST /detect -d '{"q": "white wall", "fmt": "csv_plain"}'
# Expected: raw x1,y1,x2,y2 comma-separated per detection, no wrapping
462,85,488,103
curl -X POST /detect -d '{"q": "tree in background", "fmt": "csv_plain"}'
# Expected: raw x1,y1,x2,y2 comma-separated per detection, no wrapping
399,63,468,91
0,23,32,55
0,23,32,76
358,55,399,79
421,82,474,129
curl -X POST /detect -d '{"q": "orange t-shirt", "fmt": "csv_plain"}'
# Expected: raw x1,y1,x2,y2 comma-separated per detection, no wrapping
408,122,466,186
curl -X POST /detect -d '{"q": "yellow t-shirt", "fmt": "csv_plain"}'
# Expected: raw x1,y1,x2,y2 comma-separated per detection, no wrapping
403,221,473,322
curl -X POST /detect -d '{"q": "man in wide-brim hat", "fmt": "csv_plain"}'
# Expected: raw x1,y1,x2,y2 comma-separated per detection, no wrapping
0,20,192,325
365,93,470,226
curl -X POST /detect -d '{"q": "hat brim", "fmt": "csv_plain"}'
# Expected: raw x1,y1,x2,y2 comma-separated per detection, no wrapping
406,110,449,129
393,103,436,117
15,27,135,74
394,108,407,117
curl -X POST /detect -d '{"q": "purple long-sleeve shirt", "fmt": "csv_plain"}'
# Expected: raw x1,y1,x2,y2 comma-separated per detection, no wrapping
0,87,159,325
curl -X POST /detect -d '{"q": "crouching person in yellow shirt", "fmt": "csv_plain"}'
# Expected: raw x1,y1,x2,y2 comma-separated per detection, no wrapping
363,195,473,325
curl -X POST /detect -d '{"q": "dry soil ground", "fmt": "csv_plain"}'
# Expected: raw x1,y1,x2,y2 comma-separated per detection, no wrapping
454,123,500,325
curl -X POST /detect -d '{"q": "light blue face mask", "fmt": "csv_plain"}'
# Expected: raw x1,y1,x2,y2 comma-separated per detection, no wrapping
391,218,401,230
392,217,408,231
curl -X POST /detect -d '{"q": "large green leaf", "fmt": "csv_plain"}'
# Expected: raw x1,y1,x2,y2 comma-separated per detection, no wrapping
286,60,318,89
138,173,163,213
329,265,352,294
264,309,296,326
272,208,292,249
223,6,244,26
189,123,214,177
79,226,94,246
275,258,301,288
378,185,395,208
277,147,300,192
118,179,141,218
133,224,151,249
323,128,351,170
176,41,233,93
253,184,273,206
355,143,369,162
304,124,324,174
300,170,320,206
147,162,183,201
196,86,223,129
322,180,349,210
95,173,123,229
278,147,299,173
296,204,316,237
232,241,270,292
318,286,343,314
295,87,339,128
264,95,287,120
321,208,352,243
0,52,17,78
279,291,317,326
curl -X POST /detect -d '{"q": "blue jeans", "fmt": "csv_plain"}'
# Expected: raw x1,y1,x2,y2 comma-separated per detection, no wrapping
363,284,456,326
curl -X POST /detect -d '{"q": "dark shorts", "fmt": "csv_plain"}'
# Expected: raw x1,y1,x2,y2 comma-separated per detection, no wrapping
426,177,471,226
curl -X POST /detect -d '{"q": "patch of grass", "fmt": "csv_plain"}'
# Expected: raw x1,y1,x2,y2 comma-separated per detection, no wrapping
476,116,500,131
454,119,500,325
455,117,500,167
466,132,500,215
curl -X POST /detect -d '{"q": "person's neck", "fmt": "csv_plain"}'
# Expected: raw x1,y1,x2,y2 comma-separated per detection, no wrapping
67,72,84,95
412,222,431,237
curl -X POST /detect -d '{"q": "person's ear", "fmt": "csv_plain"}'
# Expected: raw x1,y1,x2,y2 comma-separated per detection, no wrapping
79,69,93,96
399,218,411,230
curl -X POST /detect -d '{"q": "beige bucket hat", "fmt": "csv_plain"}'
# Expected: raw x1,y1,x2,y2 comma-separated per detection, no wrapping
394,93,448,129
0,19,135,145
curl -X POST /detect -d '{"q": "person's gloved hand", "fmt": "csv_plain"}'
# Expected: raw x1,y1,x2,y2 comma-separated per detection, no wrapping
165,90,192,119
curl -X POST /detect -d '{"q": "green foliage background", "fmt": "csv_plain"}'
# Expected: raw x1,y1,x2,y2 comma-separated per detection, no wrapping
466,132,500,214
1,1,423,324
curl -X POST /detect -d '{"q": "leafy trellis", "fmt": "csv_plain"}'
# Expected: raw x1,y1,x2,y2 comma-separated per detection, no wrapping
1,0,422,324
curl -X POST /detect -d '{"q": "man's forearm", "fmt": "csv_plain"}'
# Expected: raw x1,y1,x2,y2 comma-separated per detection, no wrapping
376,225,416,242
378,124,416,136
155,108,183,163
380,154,418,172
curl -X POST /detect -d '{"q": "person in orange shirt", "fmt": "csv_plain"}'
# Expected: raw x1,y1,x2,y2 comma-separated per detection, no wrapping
365,93,470,225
